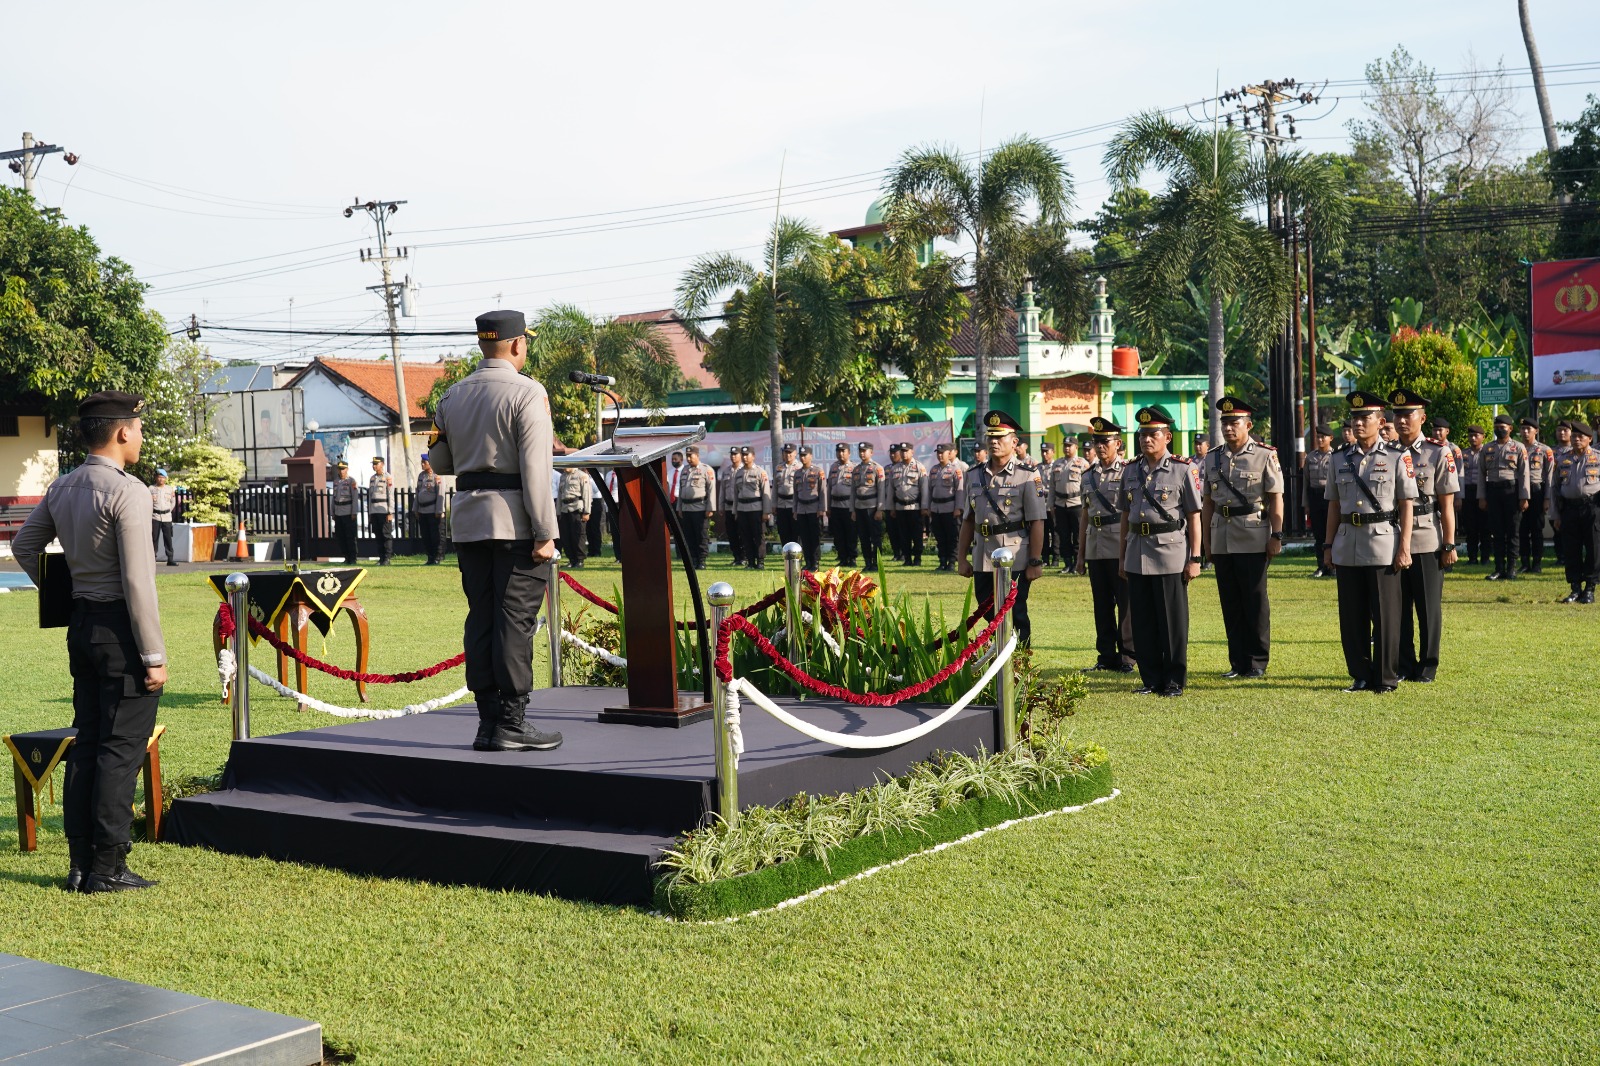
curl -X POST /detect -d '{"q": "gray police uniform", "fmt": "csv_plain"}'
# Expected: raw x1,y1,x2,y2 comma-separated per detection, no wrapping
963,458,1048,644
1326,441,1418,690
1553,445,1600,595
1522,438,1554,572
149,482,176,564
733,464,771,568
927,459,964,570
1051,454,1090,569
1477,434,1529,577
1460,444,1484,562
772,459,800,547
368,470,394,564
852,459,887,568
887,457,928,565
1204,441,1283,675
1304,447,1333,564
792,463,828,570
15,454,167,880
330,474,359,563
415,470,446,564
556,467,592,566
674,462,715,568
827,455,857,565
1081,458,1134,670
1398,437,1459,681
1119,454,1203,692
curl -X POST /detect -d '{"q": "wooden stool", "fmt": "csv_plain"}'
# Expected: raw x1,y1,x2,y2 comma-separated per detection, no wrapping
4,725,166,851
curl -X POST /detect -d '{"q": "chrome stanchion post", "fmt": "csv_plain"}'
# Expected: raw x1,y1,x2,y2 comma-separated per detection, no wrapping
782,541,805,660
991,547,1017,749
708,581,739,825
546,550,563,687
225,572,251,741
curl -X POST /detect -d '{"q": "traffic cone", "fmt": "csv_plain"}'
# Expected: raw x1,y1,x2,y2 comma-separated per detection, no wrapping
235,518,248,561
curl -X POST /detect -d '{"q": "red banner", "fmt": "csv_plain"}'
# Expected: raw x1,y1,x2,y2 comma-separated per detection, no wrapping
1531,257,1600,399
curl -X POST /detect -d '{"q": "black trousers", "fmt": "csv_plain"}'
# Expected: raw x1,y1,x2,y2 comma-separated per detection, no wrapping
855,510,882,568
720,510,741,564
1462,488,1483,561
1127,571,1188,691
371,513,392,562
557,511,587,566
1055,505,1083,568
830,507,856,565
894,510,923,564
418,513,442,562
65,602,160,852
1520,487,1547,570
1308,491,1329,563
586,509,604,559
333,514,358,563
975,570,1034,646
1398,550,1443,681
737,510,766,567
774,507,796,549
1563,499,1600,587
151,520,173,563
1212,552,1271,673
1484,484,1519,574
931,512,959,567
1553,497,1568,565
796,512,823,570
886,505,905,559
679,510,709,567
1086,557,1135,668
1336,563,1401,688
457,540,546,698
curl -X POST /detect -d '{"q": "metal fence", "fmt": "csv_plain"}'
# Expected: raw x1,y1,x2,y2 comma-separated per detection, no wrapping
175,487,456,560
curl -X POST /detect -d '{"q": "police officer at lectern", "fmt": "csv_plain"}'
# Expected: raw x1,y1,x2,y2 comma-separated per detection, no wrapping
15,391,168,893
429,310,563,753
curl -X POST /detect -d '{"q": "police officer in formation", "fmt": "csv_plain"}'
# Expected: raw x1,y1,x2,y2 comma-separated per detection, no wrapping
957,411,1046,645
330,460,359,564
1520,418,1554,574
718,451,741,565
367,457,395,565
1118,405,1203,697
792,446,828,570
555,464,592,567
1201,397,1284,680
852,442,887,568
673,445,716,569
1037,441,1057,564
15,391,167,892
927,442,966,571
883,443,906,562
1323,390,1417,694
1050,436,1090,574
772,442,800,548
414,453,446,565
886,441,928,566
150,468,177,566
827,442,857,567
1552,421,1600,603
429,309,562,753
1552,419,1574,567
1304,425,1333,577
1460,424,1486,563
734,446,772,569
1477,413,1529,580
1077,416,1135,672
1429,417,1464,571
1390,389,1458,683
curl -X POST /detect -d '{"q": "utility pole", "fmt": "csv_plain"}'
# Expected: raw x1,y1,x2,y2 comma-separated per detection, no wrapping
345,198,416,487
2,132,77,193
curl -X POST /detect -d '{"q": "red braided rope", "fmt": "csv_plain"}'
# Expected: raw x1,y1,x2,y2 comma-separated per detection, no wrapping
713,581,1018,706
561,570,788,629
216,604,464,684
561,571,618,613
799,571,991,651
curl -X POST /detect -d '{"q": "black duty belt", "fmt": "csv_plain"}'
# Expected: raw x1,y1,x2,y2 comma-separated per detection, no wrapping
977,519,1026,537
1217,503,1258,518
738,495,762,503
1089,514,1116,528
73,598,128,614
777,492,793,499
1342,510,1397,525
458,471,521,490
1131,519,1183,536
152,511,172,517
931,496,955,504
1413,499,1434,516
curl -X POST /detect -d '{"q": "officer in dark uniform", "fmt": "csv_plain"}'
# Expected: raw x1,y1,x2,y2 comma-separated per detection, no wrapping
957,411,1047,645
15,392,167,892
827,442,856,566
428,310,562,752
330,460,359,564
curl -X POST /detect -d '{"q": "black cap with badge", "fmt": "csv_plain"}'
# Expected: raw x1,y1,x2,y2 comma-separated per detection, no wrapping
1133,405,1175,429
77,391,145,420
1216,396,1254,418
1493,413,1514,427
475,309,534,342
982,410,1023,437
1089,415,1122,436
1346,390,1387,412
1387,388,1429,410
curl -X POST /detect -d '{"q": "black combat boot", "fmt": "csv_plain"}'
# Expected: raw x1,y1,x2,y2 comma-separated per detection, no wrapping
472,691,500,752
1562,585,1583,604
83,845,158,893
63,838,90,893
489,693,563,752
1582,584,1597,605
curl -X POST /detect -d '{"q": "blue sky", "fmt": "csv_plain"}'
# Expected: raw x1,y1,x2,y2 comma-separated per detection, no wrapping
5,0,1595,363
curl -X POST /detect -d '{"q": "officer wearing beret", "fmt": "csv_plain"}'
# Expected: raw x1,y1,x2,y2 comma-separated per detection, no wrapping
1037,442,1057,565
1478,413,1529,580
1323,390,1417,693
1428,416,1464,569
792,445,828,570
367,456,395,565
1519,418,1554,574
852,442,887,569
1201,397,1284,679
555,464,592,568
414,454,447,565
772,442,800,549
15,392,167,892
1551,422,1600,603
1078,417,1135,672
928,442,965,571
1391,389,1459,683
330,460,359,564
428,310,562,752
1119,405,1204,696
827,442,857,567
957,411,1046,644
1552,420,1574,567
1460,424,1486,563
1305,425,1334,577
885,441,928,566
734,446,772,569
718,450,742,566
673,445,715,569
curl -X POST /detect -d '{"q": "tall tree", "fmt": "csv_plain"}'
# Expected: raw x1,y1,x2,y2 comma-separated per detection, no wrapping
1551,95,1600,258
1519,0,1563,162
1105,113,1349,442
882,136,1082,429
677,218,851,459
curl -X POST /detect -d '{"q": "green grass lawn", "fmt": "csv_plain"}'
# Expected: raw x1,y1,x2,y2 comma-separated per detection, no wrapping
2,550,1597,1063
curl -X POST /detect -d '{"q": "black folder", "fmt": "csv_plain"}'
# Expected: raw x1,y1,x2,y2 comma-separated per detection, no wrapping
37,552,73,629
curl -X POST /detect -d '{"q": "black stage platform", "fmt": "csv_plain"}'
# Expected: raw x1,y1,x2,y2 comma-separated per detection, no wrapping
167,686,999,905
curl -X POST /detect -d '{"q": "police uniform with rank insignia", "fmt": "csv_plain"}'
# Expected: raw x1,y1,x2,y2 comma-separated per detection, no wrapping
428,310,562,753
772,444,800,549
851,443,887,569
1304,426,1334,576
14,391,167,893
1390,389,1459,683
1078,417,1135,672
927,444,965,571
1551,420,1574,568
555,466,592,567
1551,422,1600,603
414,456,447,565
1202,397,1284,679
149,469,177,566
1050,441,1091,573
733,449,772,569
1460,426,1486,563
886,442,928,566
956,411,1047,645
673,446,715,570
329,461,359,564
826,443,857,566
1477,414,1530,580
718,454,742,565
1323,390,1418,693
792,446,828,570
367,457,395,565
1519,418,1554,574
1429,416,1465,570
1118,405,1204,697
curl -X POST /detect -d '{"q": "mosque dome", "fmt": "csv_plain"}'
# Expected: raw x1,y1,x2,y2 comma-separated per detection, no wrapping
864,197,890,226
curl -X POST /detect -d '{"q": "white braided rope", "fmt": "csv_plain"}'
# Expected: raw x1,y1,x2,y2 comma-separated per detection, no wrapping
217,647,236,691
726,634,1018,751
722,685,745,756
561,628,628,667
771,612,844,656
246,665,469,719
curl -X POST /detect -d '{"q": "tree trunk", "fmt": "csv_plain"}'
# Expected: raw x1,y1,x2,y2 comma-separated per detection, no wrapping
1208,289,1225,445
767,328,784,464
1519,0,1561,160
971,233,989,436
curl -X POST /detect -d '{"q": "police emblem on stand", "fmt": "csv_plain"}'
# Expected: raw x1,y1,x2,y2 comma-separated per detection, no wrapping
317,573,341,596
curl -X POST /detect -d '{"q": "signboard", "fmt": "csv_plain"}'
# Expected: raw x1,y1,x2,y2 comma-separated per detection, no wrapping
1038,374,1101,429
1477,356,1512,406
1530,257,1600,399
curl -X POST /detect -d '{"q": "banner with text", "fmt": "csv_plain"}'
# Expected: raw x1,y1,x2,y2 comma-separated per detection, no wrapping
1531,257,1600,399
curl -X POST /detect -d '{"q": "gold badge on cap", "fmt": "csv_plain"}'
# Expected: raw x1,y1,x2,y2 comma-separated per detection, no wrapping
1220,399,1234,413
986,412,1001,427
1137,410,1152,425
1389,390,1404,404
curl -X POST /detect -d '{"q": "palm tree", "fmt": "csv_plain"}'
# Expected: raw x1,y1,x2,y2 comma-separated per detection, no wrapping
1104,112,1349,442
528,303,685,445
676,218,851,459
882,137,1083,429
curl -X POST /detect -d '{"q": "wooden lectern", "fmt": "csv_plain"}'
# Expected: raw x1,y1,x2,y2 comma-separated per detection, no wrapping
554,425,709,726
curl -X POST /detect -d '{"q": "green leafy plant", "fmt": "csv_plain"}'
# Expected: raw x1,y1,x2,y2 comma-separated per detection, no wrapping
559,607,627,689
173,441,245,532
